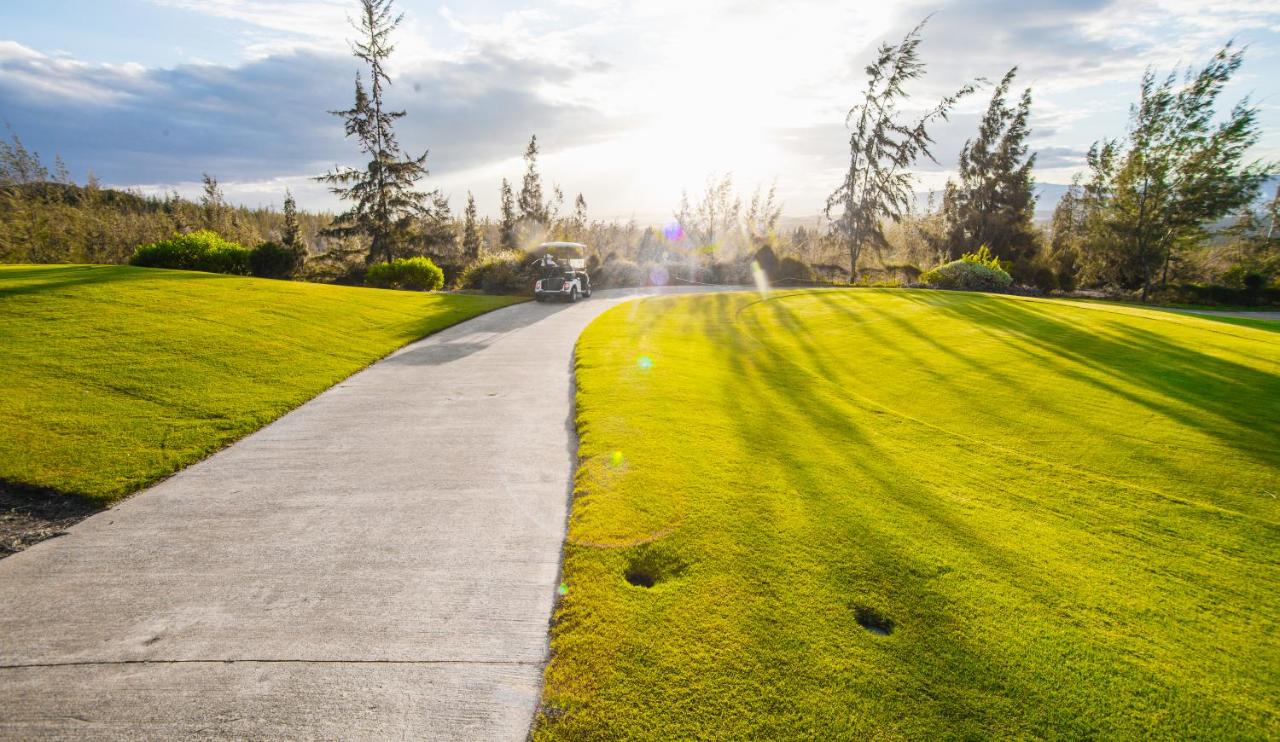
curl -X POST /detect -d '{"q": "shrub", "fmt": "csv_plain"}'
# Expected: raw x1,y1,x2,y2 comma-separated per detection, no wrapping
921,259,1014,292
776,257,817,283
1009,258,1058,292
714,259,756,286
249,241,304,279
753,245,781,278
959,244,1010,272
1150,282,1280,308
365,256,445,291
129,230,252,275
597,259,646,288
458,251,535,294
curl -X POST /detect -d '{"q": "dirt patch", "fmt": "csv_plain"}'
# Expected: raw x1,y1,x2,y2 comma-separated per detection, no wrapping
0,482,101,559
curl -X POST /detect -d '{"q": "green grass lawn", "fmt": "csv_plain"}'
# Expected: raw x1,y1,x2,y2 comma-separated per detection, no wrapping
0,264,521,504
539,289,1280,739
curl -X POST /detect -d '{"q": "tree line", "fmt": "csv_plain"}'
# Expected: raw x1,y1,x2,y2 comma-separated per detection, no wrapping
1,1,1275,302
824,19,1275,298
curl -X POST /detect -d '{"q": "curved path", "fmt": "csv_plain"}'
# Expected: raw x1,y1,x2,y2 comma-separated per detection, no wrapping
0,287,713,740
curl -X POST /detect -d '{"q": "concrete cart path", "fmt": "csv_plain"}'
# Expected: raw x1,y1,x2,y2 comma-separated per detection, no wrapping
0,287,713,740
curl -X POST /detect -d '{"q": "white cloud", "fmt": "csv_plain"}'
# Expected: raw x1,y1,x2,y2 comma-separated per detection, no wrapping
4,0,1279,217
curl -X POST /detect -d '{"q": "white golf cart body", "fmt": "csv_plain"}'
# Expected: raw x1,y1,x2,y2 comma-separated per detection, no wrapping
534,242,592,302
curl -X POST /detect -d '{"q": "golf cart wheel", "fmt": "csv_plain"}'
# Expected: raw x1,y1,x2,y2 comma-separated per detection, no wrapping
570,287,579,303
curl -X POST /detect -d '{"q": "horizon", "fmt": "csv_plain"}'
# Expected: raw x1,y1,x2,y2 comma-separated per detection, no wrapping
2,0,1279,222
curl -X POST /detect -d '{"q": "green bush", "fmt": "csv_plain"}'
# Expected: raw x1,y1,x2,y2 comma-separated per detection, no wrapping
921,258,1014,292
457,251,535,294
598,259,647,288
129,230,251,275
365,256,445,291
1150,282,1280,308
776,257,817,283
249,241,304,279
959,244,1011,272
1009,257,1058,292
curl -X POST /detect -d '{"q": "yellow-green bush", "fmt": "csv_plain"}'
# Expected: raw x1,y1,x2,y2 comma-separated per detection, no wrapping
129,230,251,275
365,256,445,291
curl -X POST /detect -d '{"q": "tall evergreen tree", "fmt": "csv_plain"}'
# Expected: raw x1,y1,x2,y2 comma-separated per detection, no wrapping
1082,44,1273,299
518,135,547,224
318,0,431,264
201,173,226,233
414,191,456,257
462,191,482,260
825,20,976,280
281,189,302,253
499,178,518,250
942,68,1038,262
572,193,588,234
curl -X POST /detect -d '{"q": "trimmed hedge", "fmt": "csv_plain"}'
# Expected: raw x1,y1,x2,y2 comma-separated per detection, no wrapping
365,256,445,291
129,230,252,275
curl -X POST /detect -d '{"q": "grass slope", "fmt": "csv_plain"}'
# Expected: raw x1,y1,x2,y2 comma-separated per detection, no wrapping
540,289,1280,739
0,265,521,504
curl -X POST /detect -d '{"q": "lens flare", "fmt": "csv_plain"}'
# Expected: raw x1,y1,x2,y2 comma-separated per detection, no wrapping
648,265,670,286
662,222,684,242
610,450,625,467
637,355,654,370
557,582,569,596
751,259,770,298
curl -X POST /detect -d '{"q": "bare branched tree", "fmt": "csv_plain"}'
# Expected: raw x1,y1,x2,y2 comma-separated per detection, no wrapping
744,183,783,246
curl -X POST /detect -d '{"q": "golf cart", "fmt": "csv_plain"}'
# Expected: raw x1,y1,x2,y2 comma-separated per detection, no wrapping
533,242,592,302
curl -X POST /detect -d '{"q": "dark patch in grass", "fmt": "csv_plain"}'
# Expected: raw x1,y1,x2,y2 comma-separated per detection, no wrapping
853,605,894,636
624,568,656,588
623,543,688,589
0,480,102,558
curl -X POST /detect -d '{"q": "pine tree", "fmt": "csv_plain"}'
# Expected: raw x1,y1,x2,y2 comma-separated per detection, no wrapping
200,173,225,233
825,20,976,280
317,0,431,264
412,192,455,257
518,135,547,224
570,193,588,239
499,178,517,250
462,191,482,260
1082,44,1274,298
942,68,1038,262
281,189,303,257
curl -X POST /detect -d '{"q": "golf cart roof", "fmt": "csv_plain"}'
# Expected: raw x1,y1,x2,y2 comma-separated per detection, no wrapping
538,242,587,269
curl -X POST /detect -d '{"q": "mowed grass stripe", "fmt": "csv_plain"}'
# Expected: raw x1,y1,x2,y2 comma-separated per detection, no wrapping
0,264,522,503
538,289,1279,740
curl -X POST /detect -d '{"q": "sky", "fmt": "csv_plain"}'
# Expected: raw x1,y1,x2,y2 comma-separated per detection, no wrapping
1,0,1278,222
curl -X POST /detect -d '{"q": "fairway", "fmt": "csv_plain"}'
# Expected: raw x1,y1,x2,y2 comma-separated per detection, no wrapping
539,289,1280,739
0,265,521,504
